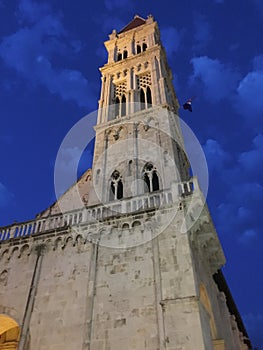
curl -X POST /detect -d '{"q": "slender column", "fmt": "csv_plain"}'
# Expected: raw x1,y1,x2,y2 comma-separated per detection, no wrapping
19,245,45,350
82,239,100,350
151,232,166,350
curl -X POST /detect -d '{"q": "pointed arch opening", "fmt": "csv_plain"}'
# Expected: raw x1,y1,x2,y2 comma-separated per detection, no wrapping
123,50,128,59
140,89,146,110
117,53,122,61
116,180,123,199
146,86,152,106
109,170,123,201
143,173,151,192
121,95,126,117
142,43,147,51
137,45,141,54
114,97,120,118
143,163,160,193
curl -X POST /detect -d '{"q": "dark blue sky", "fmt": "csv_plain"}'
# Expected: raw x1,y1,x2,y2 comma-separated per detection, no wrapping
0,0,262,347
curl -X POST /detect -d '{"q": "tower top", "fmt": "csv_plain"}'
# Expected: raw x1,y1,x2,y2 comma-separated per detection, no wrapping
118,15,154,34
109,15,155,39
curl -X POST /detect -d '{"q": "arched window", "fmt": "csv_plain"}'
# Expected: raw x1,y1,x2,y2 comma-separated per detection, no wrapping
143,163,160,193
123,50,128,59
117,53,122,61
109,170,123,201
140,89,146,110
143,172,151,192
115,97,120,118
142,43,147,51
146,86,152,106
137,45,141,54
117,179,123,199
121,95,126,116
152,171,159,191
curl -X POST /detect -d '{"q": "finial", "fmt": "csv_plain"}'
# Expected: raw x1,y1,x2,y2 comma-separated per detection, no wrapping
109,29,117,40
146,14,154,23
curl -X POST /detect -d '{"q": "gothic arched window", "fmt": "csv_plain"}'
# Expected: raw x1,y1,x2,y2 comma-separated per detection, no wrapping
146,86,152,106
142,43,147,51
137,45,141,54
121,94,126,117
117,53,122,61
140,88,146,110
143,163,160,193
123,50,128,59
115,97,120,118
109,170,123,201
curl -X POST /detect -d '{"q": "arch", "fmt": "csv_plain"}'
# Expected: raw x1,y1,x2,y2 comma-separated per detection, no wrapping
152,171,159,191
136,44,141,54
140,89,146,110
146,86,152,106
115,96,120,118
122,223,129,229
0,314,20,349
143,172,150,192
117,52,122,61
109,170,123,201
142,43,147,51
132,220,141,227
121,95,126,117
116,180,123,200
123,50,128,59
143,163,160,193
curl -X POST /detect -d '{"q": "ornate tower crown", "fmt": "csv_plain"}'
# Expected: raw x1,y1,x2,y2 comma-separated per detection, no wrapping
97,14,179,125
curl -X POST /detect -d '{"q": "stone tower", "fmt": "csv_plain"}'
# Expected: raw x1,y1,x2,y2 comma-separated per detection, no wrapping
0,15,250,350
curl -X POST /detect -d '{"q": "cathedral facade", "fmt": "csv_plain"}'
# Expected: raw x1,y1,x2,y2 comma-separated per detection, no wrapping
0,15,250,350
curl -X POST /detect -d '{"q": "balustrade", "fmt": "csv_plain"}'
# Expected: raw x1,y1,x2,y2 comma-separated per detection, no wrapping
0,178,199,242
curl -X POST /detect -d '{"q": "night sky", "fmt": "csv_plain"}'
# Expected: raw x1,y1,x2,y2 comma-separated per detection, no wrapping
0,0,262,347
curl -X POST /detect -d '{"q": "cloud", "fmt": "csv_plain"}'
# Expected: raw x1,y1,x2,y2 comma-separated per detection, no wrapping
193,14,211,51
207,134,263,243
0,0,94,108
235,57,263,122
202,139,229,173
18,0,50,23
190,56,240,102
161,26,181,58
238,134,263,181
0,182,14,209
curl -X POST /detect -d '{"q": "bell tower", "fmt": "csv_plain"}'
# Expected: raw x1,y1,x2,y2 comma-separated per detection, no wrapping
91,15,189,206
0,14,251,350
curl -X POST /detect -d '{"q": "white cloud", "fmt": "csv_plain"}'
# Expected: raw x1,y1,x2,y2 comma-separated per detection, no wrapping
190,56,240,102
161,26,181,58
0,0,95,108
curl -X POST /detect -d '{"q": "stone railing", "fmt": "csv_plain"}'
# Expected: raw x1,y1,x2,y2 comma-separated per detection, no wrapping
0,178,199,242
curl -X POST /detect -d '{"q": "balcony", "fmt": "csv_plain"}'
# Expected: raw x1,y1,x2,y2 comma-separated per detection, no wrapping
0,178,198,243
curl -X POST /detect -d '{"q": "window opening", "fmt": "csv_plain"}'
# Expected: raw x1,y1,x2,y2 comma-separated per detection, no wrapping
109,170,123,200
143,163,159,193
140,89,146,110
121,95,126,116
146,86,152,106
